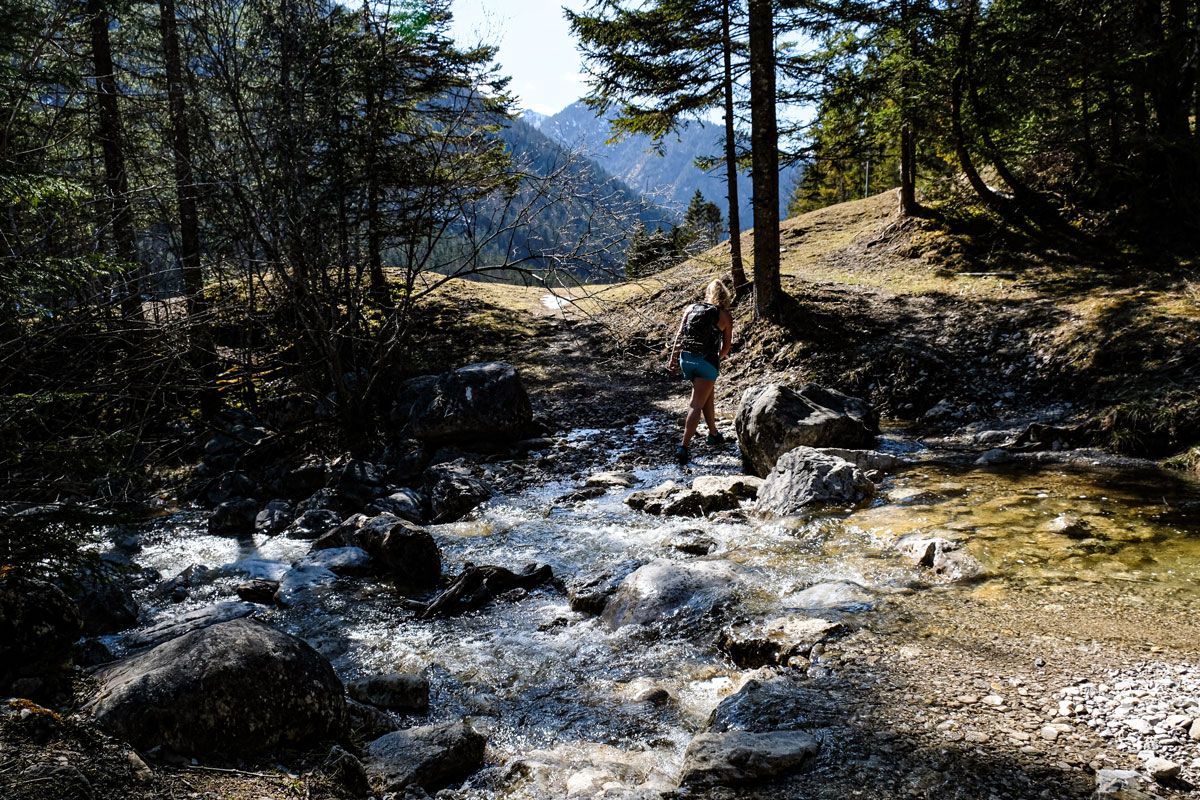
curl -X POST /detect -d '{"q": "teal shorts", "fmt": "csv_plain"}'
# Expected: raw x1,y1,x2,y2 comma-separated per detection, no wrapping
680,351,719,381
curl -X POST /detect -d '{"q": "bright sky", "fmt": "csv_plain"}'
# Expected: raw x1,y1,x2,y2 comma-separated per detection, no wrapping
450,0,587,116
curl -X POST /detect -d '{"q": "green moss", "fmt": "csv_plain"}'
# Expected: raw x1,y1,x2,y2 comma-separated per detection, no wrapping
1164,446,1200,474
1091,390,1200,457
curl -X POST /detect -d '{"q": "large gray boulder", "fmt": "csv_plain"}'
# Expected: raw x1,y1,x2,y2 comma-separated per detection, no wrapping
735,383,876,477
679,730,819,788
87,618,347,755
755,447,876,516
601,559,750,630
395,361,532,445
364,722,486,792
0,575,82,700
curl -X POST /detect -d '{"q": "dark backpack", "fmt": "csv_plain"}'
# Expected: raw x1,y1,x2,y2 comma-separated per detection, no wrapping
680,302,721,354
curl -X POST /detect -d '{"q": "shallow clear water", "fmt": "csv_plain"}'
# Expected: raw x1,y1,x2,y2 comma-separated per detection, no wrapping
112,421,1200,796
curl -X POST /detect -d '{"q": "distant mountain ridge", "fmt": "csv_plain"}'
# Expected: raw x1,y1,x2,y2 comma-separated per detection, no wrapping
530,101,798,231
469,113,669,281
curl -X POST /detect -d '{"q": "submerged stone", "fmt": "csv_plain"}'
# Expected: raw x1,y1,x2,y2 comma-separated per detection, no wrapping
601,559,750,630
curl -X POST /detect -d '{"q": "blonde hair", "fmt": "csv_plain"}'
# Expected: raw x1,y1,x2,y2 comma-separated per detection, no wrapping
704,279,731,310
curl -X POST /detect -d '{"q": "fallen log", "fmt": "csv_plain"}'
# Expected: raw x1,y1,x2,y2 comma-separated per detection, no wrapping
418,563,554,619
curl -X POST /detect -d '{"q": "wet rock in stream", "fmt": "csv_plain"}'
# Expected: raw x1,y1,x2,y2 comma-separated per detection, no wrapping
735,383,878,477
719,616,846,668
755,447,876,516
120,600,256,649
87,618,347,755
235,578,280,605
347,697,401,740
150,563,213,603
600,558,751,630
426,461,494,523
815,447,909,478
294,545,374,577
254,498,294,534
365,487,425,523
566,559,643,615
625,475,754,518
709,674,850,733
1040,513,1093,538
782,581,874,612
679,729,820,787
273,563,338,607
347,672,430,713
207,496,257,535
666,529,719,555
894,534,987,583
364,721,486,792
289,507,343,538
507,742,674,798
326,513,441,592
419,563,554,618
585,470,640,488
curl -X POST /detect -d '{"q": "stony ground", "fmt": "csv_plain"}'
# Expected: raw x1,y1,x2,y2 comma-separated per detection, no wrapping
5,194,1200,799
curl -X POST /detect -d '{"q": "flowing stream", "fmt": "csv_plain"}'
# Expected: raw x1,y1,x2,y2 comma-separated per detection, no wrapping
103,419,1200,797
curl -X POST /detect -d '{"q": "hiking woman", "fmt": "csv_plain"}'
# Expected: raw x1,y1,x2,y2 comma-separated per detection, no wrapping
667,279,733,464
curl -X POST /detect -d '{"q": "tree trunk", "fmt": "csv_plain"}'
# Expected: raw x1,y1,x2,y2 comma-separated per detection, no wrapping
747,0,780,321
1195,0,1200,138
721,0,746,294
1158,0,1192,139
898,121,918,213
950,0,1010,218
896,0,922,216
364,5,387,299
160,0,218,417
88,0,143,323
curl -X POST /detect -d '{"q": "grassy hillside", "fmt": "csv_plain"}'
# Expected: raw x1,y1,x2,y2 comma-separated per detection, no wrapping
430,190,1200,466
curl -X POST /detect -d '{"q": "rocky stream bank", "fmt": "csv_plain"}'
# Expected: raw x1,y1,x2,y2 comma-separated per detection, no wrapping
3,311,1200,800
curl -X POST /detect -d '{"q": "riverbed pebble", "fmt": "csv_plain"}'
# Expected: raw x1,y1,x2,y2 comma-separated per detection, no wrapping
1052,662,1200,782
1144,756,1181,781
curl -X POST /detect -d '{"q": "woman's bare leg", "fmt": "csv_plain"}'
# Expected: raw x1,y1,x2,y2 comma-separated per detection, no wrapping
682,378,716,447
702,389,718,435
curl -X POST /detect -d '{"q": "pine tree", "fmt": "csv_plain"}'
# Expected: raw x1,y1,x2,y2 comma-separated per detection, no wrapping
568,0,748,292
683,189,725,253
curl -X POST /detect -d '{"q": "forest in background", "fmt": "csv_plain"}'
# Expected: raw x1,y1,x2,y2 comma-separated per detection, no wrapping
2,0,1200,499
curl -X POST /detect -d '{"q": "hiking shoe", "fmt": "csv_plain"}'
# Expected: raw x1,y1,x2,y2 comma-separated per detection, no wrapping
675,445,689,464
705,432,726,447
